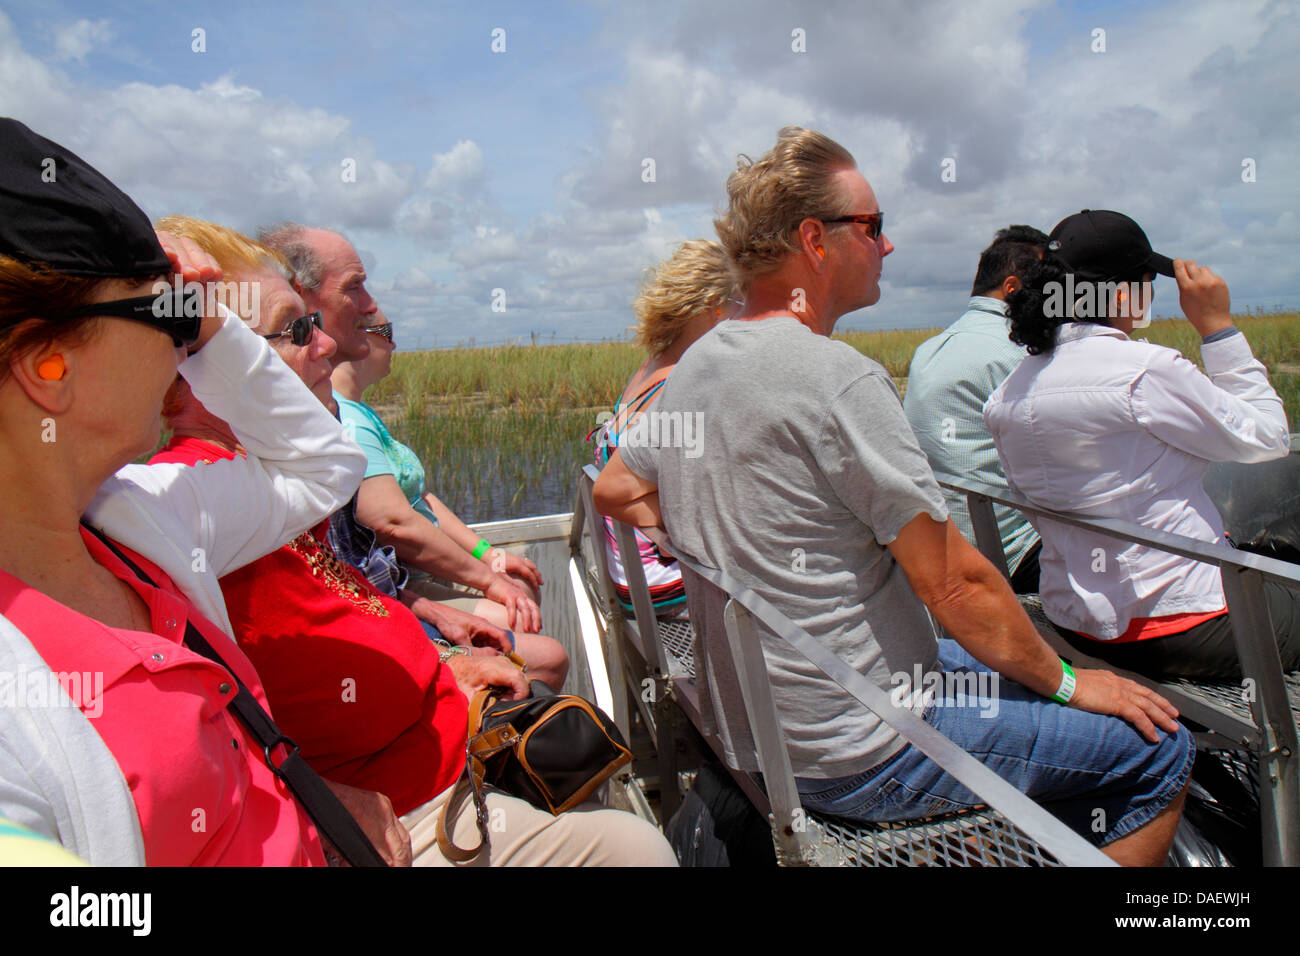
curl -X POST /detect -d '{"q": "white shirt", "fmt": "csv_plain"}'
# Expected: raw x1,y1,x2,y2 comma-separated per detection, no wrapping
983,322,1289,639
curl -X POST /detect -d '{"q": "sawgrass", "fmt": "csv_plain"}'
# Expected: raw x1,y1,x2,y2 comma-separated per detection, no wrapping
370,312,1300,521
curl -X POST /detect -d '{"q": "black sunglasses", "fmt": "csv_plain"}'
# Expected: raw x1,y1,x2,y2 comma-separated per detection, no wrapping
824,212,885,240
363,323,394,342
262,311,324,347
59,286,203,348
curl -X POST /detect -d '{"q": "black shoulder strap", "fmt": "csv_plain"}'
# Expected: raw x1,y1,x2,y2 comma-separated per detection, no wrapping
80,522,386,867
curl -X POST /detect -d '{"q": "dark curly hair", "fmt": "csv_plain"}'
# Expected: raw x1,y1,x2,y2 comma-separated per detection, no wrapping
1005,251,1115,355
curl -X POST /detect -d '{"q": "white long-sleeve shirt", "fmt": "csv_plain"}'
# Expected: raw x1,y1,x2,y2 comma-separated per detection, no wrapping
983,322,1289,639
85,308,366,634
1,309,365,865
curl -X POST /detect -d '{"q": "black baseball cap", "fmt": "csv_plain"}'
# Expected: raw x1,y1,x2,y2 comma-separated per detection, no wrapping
0,117,171,278
1046,209,1174,282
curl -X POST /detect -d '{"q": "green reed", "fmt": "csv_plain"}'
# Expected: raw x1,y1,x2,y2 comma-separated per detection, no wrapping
369,312,1300,521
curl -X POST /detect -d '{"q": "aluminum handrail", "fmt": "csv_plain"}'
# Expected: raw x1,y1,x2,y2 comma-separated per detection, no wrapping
935,474,1300,589
669,546,1115,867
937,472,1299,865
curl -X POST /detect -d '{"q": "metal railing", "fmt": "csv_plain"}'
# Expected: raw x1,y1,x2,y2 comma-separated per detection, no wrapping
666,547,1113,866
939,473,1300,866
571,465,1113,866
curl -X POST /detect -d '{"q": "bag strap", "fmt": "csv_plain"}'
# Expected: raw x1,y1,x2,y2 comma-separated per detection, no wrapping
80,522,387,868
436,688,511,862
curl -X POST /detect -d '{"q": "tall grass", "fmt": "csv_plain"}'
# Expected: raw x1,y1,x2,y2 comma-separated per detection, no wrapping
371,312,1300,521
368,341,645,414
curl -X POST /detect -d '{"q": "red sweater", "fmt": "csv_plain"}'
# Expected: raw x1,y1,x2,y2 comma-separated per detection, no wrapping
152,436,468,815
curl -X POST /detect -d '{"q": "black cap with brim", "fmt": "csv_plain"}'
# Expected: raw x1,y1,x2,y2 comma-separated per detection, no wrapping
1145,249,1175,278
0,117,170,278
1047,209,1175,281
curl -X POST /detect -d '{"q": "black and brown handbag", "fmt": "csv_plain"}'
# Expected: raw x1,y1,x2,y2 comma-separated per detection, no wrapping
436,681,632,861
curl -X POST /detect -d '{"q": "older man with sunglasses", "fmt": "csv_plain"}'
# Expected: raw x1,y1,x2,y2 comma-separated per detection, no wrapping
594,126,1194,866
259,224,555,672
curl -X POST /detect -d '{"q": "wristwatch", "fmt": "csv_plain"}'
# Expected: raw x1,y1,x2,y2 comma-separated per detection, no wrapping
439,644,471,663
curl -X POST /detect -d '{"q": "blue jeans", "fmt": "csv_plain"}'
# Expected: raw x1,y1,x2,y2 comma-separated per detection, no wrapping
796,639,1195,846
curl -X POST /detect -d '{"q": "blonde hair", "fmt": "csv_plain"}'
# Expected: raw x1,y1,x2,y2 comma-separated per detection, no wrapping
633,240,737,356
153,216,296,423
713,127,857,282
154,215,292,282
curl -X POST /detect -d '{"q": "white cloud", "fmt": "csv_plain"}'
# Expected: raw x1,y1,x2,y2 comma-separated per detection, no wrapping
424,139,485,192
52,18,111,62
0,1,1295,349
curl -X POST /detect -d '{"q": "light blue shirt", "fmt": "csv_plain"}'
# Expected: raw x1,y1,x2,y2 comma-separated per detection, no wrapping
335,392,439,526
902,296,1039,574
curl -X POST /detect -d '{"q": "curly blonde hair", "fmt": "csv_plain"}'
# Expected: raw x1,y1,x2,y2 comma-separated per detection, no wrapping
633,240,738,355
713,127,857,283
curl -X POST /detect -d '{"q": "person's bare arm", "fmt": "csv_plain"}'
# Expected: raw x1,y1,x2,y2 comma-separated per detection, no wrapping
887,513,1180,742
321,780,412,867
357,475,494,588
356,475,541,630
593,449,663,527
421,490,543,594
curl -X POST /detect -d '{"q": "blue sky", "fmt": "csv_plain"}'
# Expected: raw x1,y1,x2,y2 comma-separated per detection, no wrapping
2,0,1296,349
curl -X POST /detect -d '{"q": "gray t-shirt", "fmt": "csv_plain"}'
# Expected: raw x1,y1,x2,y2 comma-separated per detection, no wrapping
618,316,947,778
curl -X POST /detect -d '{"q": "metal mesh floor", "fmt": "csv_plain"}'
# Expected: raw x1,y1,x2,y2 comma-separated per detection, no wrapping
657,619,696,678
810,807,1063,867
1019,595,1300,733
1204,747,1261,800
584,568,696,677
1163,673,1300,730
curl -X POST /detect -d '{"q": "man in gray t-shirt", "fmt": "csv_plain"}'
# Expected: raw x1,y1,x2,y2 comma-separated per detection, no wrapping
595,128,1191,864
618,316,947,776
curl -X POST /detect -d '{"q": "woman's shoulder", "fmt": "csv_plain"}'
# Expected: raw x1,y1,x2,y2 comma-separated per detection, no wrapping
336,395,390,439
618,360,672,407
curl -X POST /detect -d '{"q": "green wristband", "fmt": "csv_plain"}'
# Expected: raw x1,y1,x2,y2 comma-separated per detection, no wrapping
472,539,492,560
1052,660,1077,705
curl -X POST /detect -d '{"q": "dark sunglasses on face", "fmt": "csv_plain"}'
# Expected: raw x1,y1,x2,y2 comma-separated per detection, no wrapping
262,311,323,347
824,212,885,241
363,323,394,343
58,286,203,348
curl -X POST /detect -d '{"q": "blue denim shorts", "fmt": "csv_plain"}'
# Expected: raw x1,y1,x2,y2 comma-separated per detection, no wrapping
796,639,1195,846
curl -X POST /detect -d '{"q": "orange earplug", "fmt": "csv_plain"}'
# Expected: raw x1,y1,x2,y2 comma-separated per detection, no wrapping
815,246,826,259
37,355,66,381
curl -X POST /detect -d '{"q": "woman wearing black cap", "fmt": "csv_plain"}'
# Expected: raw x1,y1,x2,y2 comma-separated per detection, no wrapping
0,119,367,864
984,209,1298,681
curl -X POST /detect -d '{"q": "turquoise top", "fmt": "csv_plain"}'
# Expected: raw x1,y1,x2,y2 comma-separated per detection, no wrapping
336,393,439,525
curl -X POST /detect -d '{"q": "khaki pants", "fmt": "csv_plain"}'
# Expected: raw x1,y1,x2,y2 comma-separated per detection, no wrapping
401,785,678,867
